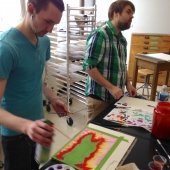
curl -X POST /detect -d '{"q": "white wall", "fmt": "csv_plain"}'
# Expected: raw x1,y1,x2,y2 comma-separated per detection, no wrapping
132,0,170,34
96,0,170,64
0,0,21,31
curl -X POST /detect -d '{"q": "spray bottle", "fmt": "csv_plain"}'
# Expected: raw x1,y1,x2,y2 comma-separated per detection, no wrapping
35,119,53,164
158,85,169,101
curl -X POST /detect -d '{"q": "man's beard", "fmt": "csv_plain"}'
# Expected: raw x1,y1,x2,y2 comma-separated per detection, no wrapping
31,15,46,37
31,25,46,37
118,21,131,31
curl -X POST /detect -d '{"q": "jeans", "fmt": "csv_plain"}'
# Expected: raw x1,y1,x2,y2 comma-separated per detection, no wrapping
2,134,39,170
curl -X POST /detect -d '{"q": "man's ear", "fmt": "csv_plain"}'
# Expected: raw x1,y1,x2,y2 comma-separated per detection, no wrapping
27,3,35,15
114,12,119,18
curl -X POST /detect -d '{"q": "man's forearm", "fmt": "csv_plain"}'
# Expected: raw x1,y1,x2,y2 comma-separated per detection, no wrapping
87,68,123,99
87,68,114,91
126,72,131,86
0,108,32,134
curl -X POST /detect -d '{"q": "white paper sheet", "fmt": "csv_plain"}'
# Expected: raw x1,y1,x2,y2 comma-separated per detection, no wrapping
144,53,170,62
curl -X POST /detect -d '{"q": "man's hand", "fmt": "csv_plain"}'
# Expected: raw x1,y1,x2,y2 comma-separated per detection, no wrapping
108,86,123,100
43,83,69,117
24,120,54,147
126,83,137,97
50,98,69,117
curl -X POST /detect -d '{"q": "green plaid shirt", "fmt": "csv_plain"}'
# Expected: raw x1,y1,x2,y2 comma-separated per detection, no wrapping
83,20,127,103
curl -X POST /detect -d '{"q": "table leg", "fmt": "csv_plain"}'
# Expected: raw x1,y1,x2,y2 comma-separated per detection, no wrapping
132,59,138,88
150,66,159,101
165,71,169,85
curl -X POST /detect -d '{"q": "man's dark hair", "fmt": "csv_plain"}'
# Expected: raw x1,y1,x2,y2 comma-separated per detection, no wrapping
108,0,135,20
28,0,64,13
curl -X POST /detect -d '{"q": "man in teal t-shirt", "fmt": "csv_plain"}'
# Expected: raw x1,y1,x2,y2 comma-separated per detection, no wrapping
0,0,68,170
0,28,50,136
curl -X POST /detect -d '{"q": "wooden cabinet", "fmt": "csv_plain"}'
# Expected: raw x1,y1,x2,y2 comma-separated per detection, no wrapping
128,33,170,85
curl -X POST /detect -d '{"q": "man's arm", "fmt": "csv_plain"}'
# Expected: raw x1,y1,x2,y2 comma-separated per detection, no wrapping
87,68,123,99
0,79,54,147
0,108,54,147
125,72,137,96
0,79,6,101
43,66,68,116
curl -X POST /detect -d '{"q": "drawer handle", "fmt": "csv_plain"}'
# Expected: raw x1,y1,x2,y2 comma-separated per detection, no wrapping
143,52,148,54
144,41,149,44
145,36,150,39
143,47,148,50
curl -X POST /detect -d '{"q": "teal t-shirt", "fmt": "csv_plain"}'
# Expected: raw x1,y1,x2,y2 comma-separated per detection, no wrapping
0,28,50,136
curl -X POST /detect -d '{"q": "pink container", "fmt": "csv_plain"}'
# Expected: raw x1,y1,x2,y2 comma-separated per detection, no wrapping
151,102,170,139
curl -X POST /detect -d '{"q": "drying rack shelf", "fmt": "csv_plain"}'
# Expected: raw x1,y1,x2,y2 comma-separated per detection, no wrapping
46,4,96,111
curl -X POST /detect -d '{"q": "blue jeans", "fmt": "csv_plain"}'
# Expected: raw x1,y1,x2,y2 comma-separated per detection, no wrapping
2,134,39,170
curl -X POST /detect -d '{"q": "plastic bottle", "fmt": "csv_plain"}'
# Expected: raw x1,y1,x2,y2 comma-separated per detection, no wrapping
35,119,53,164
158,85,169,101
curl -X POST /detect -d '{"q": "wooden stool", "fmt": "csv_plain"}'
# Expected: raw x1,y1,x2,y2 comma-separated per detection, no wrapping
137,69,154,98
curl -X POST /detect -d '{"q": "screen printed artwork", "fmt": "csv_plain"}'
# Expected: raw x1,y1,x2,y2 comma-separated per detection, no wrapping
53,124,135,170
104,106,153,130
103,96,157,131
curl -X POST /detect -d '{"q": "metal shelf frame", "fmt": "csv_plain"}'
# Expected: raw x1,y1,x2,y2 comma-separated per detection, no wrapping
46,4,96,112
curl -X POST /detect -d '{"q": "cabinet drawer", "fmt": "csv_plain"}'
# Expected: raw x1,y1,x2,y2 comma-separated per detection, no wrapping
128,34,170,85
130,45,160,54
159,47,170,53
159,42,170,49
162,36,170,42
131,35,162,45
131,35,170,46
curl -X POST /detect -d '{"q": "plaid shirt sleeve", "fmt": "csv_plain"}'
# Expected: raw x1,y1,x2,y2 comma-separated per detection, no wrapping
83,29,106,71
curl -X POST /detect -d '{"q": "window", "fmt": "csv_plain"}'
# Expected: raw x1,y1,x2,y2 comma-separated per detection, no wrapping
0,0,21,31
0,0,95,32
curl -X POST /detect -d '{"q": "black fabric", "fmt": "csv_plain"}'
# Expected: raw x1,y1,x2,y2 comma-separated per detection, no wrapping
2,134,39,170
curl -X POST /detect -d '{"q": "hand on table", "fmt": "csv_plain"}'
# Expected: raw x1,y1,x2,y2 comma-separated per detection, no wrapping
126,83,137,97
109,86,123,100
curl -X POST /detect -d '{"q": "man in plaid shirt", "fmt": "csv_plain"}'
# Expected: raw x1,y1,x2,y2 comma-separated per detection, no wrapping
83,0,137,121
